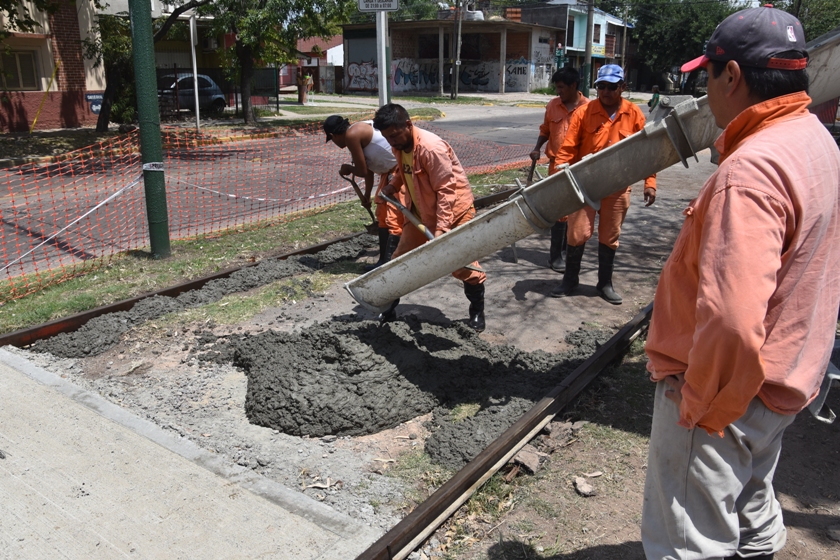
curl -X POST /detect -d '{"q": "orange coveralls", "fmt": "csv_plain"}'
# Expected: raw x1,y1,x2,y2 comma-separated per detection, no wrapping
539,91,589,175
645,91,840,435
388,125,485,286
555,98,656,249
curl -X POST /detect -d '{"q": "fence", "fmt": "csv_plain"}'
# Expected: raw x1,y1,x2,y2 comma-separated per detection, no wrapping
156,67,294,118
0,120,532,300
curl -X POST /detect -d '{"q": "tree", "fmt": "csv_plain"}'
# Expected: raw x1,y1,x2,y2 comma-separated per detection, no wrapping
630,0,737,71
0,0,60,40
82,14,134,131
777,0,840,41
83,1,213,131
206,0,355,124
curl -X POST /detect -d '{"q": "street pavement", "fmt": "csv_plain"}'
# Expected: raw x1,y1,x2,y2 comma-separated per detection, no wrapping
0,348,380,559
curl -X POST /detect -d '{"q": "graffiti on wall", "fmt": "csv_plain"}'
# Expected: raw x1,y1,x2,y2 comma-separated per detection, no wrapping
505,57,529,91
391,59,440,92
347,60,378,92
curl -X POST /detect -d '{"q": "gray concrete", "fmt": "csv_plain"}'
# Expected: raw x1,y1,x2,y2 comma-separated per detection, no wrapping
0,348,380,560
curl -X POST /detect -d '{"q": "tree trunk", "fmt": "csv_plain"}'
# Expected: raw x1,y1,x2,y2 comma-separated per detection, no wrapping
236,42,256,124
96,66,121,133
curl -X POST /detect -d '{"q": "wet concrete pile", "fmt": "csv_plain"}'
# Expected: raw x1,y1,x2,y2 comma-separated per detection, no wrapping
194,317,610,469
34,235,375,358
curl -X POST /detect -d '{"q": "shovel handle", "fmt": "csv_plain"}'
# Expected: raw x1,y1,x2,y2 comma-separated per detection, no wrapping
380,193,434,241
526,159,537,187
340,172,375,222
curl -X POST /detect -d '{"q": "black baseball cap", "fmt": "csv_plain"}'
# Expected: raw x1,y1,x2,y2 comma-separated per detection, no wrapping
323,115,349,143
681,5,807,73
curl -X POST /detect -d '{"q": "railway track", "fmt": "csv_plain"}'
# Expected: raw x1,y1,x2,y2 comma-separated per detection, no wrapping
355,303,652,560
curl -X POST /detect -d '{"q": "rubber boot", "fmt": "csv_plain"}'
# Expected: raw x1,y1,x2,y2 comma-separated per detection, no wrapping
385,234,401,261
550,244,584,298
364,228,390,272
378,298,400,324
548,221,568,272
596,243,622,305
463,282,485,332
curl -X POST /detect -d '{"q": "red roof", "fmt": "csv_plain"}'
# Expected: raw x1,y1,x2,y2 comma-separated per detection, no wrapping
297,35,343,54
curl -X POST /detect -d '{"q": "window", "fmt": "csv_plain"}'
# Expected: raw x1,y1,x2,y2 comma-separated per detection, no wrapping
593,24,601,43
1,51,39,90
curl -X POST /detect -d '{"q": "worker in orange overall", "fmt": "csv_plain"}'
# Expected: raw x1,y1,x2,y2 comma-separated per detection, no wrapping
642,6,840,558
324,115,403,270
529,66,589,273
374,103,487,332
552,64,656,305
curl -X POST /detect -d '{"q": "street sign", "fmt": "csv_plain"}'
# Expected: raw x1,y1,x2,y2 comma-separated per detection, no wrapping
358,0,399,12
85,93,103,115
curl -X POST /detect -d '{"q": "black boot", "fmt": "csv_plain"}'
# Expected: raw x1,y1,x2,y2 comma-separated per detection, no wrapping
463,282,485,332
385,234,401,261
378,298,400,324
365,228,390,272
548,221,568,272
550,244,584,298
596,243,622,305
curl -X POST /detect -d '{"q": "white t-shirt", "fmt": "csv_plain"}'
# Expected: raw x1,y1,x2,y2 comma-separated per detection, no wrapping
362,120,397,175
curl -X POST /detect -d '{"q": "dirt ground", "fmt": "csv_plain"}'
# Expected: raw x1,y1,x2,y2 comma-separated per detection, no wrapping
8,150,840,559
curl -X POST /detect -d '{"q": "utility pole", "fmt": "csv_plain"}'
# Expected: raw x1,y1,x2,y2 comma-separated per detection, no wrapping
620,5,629,71
128,0,171,259
451,0,463,100
582,0,594,97
376,10,388,106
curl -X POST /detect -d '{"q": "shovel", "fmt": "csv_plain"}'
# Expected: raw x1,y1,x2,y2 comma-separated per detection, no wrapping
340,172,377,233
380,192,484,273
379,193,434,241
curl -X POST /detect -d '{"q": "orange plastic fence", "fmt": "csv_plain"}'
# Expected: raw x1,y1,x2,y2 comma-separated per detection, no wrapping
1,120,532,300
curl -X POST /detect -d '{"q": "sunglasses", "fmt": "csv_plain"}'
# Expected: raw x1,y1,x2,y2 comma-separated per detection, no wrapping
595,83,620,91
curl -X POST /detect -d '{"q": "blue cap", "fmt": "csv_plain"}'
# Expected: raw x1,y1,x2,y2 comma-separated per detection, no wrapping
596,64,624,83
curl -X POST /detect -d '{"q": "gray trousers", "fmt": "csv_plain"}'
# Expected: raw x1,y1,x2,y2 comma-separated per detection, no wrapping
642,381,796,559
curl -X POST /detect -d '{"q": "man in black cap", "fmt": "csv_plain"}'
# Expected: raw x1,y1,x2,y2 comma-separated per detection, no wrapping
642,6,840,559
324,115,402,270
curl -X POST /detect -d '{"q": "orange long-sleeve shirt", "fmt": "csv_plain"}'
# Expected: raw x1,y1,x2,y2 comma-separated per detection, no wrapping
539,91,589,160
555,98,656,190
390,125,473,234
645,92,840,435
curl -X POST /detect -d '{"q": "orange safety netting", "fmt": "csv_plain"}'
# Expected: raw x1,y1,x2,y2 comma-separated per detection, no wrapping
1,120,532,301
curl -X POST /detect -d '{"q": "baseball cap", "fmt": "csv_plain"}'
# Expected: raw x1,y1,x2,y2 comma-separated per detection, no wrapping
323,115,349,143
681,5,807,73
595,64,624,84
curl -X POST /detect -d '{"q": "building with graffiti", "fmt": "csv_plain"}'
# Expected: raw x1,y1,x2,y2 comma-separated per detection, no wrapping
341,2,633,96
342,17,563,95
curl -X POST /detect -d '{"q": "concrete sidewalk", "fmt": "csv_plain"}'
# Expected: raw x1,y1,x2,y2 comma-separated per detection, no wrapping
0,349,380,560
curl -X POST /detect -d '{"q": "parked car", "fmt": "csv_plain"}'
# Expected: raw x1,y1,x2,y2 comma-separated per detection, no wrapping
157,74,227,114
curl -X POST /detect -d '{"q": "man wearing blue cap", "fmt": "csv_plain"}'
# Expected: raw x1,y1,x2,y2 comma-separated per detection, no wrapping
551,63,657,305
642,6,840,559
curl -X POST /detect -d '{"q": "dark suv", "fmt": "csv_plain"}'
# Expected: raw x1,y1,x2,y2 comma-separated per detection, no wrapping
157,74,227,113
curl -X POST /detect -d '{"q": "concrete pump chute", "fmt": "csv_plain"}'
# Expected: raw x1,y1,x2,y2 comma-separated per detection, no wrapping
345,27,840,313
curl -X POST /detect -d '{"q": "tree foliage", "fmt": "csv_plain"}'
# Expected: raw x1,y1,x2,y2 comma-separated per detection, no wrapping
0,0,60,40
204,0,355,124
627,0,737,71
776,0,840,41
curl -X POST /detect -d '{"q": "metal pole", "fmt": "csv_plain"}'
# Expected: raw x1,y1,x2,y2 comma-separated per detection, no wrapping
128,0,171,259
582,0,594,97
376,10,387,106
620,6,629,71
189,13,200,133
438,26,444,96
385,12,391,104
452,0,463,99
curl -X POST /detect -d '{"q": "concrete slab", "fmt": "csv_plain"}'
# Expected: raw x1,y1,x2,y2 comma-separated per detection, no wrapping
0,349,380,560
